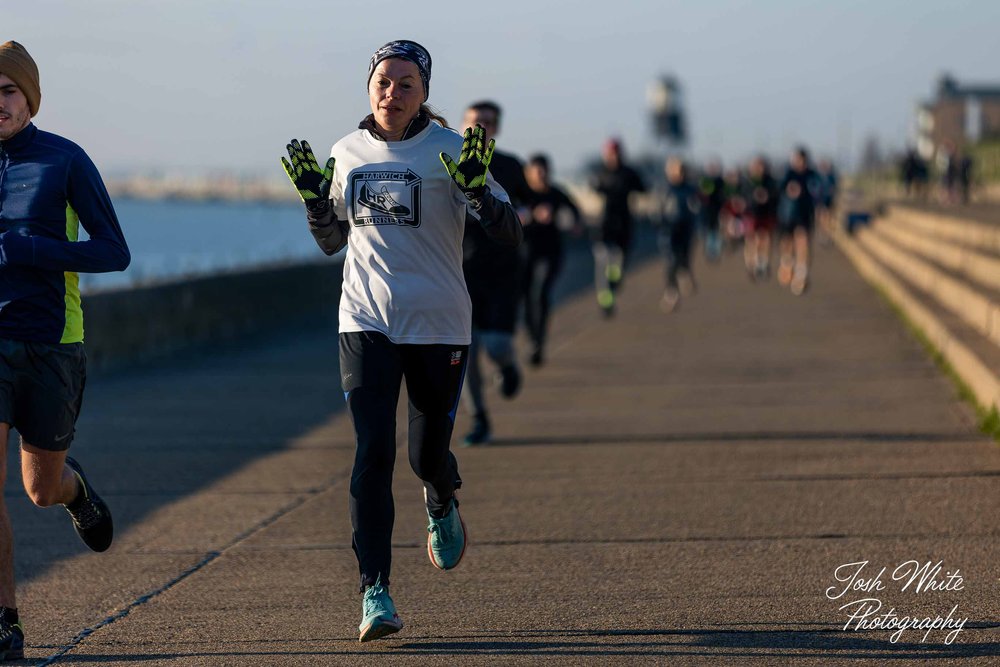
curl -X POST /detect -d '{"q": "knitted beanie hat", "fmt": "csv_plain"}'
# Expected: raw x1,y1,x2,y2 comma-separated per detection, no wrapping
0,41,40,117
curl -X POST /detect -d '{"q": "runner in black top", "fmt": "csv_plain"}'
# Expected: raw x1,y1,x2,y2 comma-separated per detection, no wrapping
815,158,838,247
460,101,532,446
591,138,645,317
521,154,582,366
698,160,725,262
743,156,779,281
721,167,747,252
777,146,820,295
659,157,699,313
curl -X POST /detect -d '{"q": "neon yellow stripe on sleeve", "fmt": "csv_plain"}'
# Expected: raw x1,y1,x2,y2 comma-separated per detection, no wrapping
61,204,84,343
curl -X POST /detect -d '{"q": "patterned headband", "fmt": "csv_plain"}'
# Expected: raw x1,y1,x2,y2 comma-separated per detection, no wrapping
367,40,432,101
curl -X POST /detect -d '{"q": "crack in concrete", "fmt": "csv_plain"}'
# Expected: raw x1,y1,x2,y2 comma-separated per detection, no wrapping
36,470,350,666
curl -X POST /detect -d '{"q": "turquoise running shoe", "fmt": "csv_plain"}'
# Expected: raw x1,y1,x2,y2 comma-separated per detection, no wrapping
358,576,402,643
426,494,467,570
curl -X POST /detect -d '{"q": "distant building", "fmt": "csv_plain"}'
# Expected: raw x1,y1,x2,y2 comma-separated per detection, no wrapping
916,74,1000,158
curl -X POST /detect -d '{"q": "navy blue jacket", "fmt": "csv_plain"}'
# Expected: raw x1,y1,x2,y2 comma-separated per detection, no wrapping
0,123,130,343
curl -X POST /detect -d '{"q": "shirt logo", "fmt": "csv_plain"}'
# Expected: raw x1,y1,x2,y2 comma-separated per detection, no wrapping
350,169,422,228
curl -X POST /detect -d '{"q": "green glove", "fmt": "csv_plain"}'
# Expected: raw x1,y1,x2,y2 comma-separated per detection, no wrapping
440,124,495,200
281,139,335,202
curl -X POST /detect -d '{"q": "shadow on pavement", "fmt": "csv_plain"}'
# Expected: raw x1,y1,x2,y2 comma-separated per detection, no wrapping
488,431,983,447
6,228,660,593
392,626,1000,659
4,325,346,587
43,626,1000,661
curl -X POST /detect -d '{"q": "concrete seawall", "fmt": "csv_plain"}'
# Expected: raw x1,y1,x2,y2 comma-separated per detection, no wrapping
81,260,343,371
78,223,661,372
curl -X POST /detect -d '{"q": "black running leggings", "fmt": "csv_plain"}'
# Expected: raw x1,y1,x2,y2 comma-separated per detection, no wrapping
340,331,468,591
663,227,694,289
522,250,563,350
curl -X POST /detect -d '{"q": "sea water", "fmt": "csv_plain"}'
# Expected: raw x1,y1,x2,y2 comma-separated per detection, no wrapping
79,199,325,292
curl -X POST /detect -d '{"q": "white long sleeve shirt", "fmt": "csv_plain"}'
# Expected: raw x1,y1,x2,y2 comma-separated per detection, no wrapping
328,122,510,345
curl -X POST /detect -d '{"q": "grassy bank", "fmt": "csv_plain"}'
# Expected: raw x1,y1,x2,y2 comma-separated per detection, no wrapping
872,283,1000,443
972,139,1000,184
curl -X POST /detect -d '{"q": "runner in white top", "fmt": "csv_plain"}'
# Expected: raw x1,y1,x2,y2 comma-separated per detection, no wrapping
329,121,508,344
281,39,521,644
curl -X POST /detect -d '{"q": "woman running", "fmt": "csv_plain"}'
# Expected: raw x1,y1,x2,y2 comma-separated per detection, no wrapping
281,40,521,643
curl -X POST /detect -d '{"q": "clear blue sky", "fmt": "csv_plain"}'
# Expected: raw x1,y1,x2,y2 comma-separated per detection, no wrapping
7,0,1000,176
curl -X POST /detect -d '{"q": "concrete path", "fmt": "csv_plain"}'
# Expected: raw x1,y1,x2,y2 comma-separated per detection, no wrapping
6,240,1000,665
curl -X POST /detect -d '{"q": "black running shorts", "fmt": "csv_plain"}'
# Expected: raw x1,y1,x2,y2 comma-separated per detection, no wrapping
0,338,87,451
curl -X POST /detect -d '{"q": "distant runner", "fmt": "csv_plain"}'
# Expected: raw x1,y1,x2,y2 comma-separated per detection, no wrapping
659,157,699,313
743,156,779,281
698,160,725,262
591,138,646,317
521,153,582,366
777,146,820,295
815,157,838,246
459,100,532,446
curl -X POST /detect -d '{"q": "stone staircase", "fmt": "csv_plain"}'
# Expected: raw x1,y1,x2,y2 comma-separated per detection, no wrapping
836,202,1000,415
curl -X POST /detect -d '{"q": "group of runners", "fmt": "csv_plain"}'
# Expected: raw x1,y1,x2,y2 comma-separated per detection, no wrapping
651,146,839,311
0,36,844,656
584,141,839,316
455,102,582,448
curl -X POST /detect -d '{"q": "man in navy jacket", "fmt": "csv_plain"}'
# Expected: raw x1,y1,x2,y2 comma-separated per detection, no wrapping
0,40,130,662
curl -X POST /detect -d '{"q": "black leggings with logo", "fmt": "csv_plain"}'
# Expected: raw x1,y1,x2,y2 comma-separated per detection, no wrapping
340,331,468,591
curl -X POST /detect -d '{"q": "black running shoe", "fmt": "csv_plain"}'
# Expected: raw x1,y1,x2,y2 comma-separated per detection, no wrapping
64,457,114,552
0,618,23,662
498,364,521,399
463,415,491,446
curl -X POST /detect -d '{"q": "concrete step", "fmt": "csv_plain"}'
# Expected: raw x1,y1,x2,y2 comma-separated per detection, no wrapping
876,215,1000,292
836,230,1000,413
888,203,1000,254
856,234,1000,376
855,225,1000,350
891,199,1000,228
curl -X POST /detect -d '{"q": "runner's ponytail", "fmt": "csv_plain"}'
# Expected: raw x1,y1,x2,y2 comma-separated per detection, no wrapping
421,104,448,128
